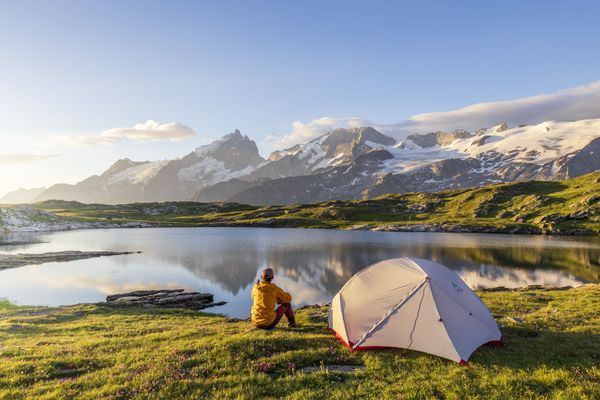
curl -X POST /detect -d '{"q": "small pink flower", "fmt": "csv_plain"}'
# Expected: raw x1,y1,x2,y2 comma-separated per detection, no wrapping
255,362,275,373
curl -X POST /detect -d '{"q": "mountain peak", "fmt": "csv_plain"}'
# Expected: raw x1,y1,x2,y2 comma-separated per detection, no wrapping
104,158,149,176
318,126,395,159
491,123,509,133
109,158,134,167
194,130,250,154
183,130,265,178
261,126,396,175
318,126,395,146
407,130,474,148
223,129,243,140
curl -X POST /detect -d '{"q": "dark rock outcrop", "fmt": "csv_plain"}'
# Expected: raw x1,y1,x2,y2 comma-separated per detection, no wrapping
407,130,474,148
105,289,226,310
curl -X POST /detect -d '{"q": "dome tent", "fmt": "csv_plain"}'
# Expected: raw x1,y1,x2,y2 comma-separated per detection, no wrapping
328,257,502,363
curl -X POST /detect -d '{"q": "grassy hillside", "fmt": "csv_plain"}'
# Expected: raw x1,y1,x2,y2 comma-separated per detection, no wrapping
28,171,600,235
0,286,598,399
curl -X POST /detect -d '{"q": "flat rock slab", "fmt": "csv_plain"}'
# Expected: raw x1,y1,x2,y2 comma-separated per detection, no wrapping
0,251,138,270
297,365,365,374
105,289,226,311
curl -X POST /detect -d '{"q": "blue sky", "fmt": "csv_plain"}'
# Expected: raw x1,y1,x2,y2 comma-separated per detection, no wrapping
1,0,600,194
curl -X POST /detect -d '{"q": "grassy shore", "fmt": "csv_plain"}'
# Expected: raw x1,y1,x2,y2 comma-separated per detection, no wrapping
25,171,600,236
0,285,599,399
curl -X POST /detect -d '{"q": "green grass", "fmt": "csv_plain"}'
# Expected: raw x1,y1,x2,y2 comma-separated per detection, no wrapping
0,299,22,312
0,286,599,399
26,171,600,236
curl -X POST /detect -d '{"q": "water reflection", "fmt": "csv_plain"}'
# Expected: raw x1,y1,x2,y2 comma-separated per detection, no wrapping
0,228,598,317
265,242,598,294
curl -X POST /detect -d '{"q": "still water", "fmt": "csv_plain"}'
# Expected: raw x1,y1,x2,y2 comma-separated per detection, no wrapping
1,228,599,317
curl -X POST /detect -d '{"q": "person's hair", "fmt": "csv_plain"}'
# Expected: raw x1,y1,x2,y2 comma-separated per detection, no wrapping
261,267,274,282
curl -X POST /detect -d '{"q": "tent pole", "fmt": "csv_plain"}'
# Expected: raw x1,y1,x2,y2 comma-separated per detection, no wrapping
351,276,429,350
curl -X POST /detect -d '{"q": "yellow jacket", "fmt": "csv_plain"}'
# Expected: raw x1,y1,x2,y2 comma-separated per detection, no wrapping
251,281,292,327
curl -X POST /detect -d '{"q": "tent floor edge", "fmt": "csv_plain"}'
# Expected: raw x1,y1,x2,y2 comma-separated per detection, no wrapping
329,328,353,350
329,328,397,352
486,335,504,347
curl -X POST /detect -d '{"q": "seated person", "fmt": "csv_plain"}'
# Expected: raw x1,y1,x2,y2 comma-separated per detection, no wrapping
251,267,296,329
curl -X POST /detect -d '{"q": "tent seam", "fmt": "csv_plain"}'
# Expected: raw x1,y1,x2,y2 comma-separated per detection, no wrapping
427,284,462,362
351,276,429,349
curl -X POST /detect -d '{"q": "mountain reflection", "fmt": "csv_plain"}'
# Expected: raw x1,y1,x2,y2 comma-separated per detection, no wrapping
178,249,261,295
264,243,597,295
168,234,599,295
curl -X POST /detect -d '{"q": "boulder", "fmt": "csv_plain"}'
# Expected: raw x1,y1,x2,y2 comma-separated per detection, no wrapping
105,289,226,310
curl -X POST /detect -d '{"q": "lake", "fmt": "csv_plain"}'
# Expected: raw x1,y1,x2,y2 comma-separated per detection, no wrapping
1,227,599,318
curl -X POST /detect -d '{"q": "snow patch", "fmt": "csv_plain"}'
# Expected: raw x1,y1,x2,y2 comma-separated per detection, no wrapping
108,160,170,185
365,140,385,149
457,119,600,165
178,157,256,187
374,119,600,176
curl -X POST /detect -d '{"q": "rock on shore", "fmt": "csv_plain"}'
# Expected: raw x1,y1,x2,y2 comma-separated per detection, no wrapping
345,222,592,235
105,289,227,310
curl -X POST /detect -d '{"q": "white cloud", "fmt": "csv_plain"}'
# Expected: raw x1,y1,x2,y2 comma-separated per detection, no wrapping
44,274,193,294
266,116,372,149
266,81,600,147
55,119,197,146
380,81,600,137
0,152,57,164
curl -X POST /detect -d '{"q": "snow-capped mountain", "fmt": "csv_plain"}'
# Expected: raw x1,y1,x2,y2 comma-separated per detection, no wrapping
265,126,394,173
380,119,600,176
34,130,265,204
190,127,397,202
222,126,397,183
31,119,600,205
193,119,600,205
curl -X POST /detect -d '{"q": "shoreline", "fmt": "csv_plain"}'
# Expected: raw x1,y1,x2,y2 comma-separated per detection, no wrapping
2,220,597,237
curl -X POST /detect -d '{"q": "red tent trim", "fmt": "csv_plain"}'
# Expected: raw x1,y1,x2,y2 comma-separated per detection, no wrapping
486,335,504,347
329,329,504,363
329,328,413,351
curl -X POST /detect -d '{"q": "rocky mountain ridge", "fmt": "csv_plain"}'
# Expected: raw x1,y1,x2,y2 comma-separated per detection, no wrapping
33,130,264,204
17,119,600,205
194,119,600,205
